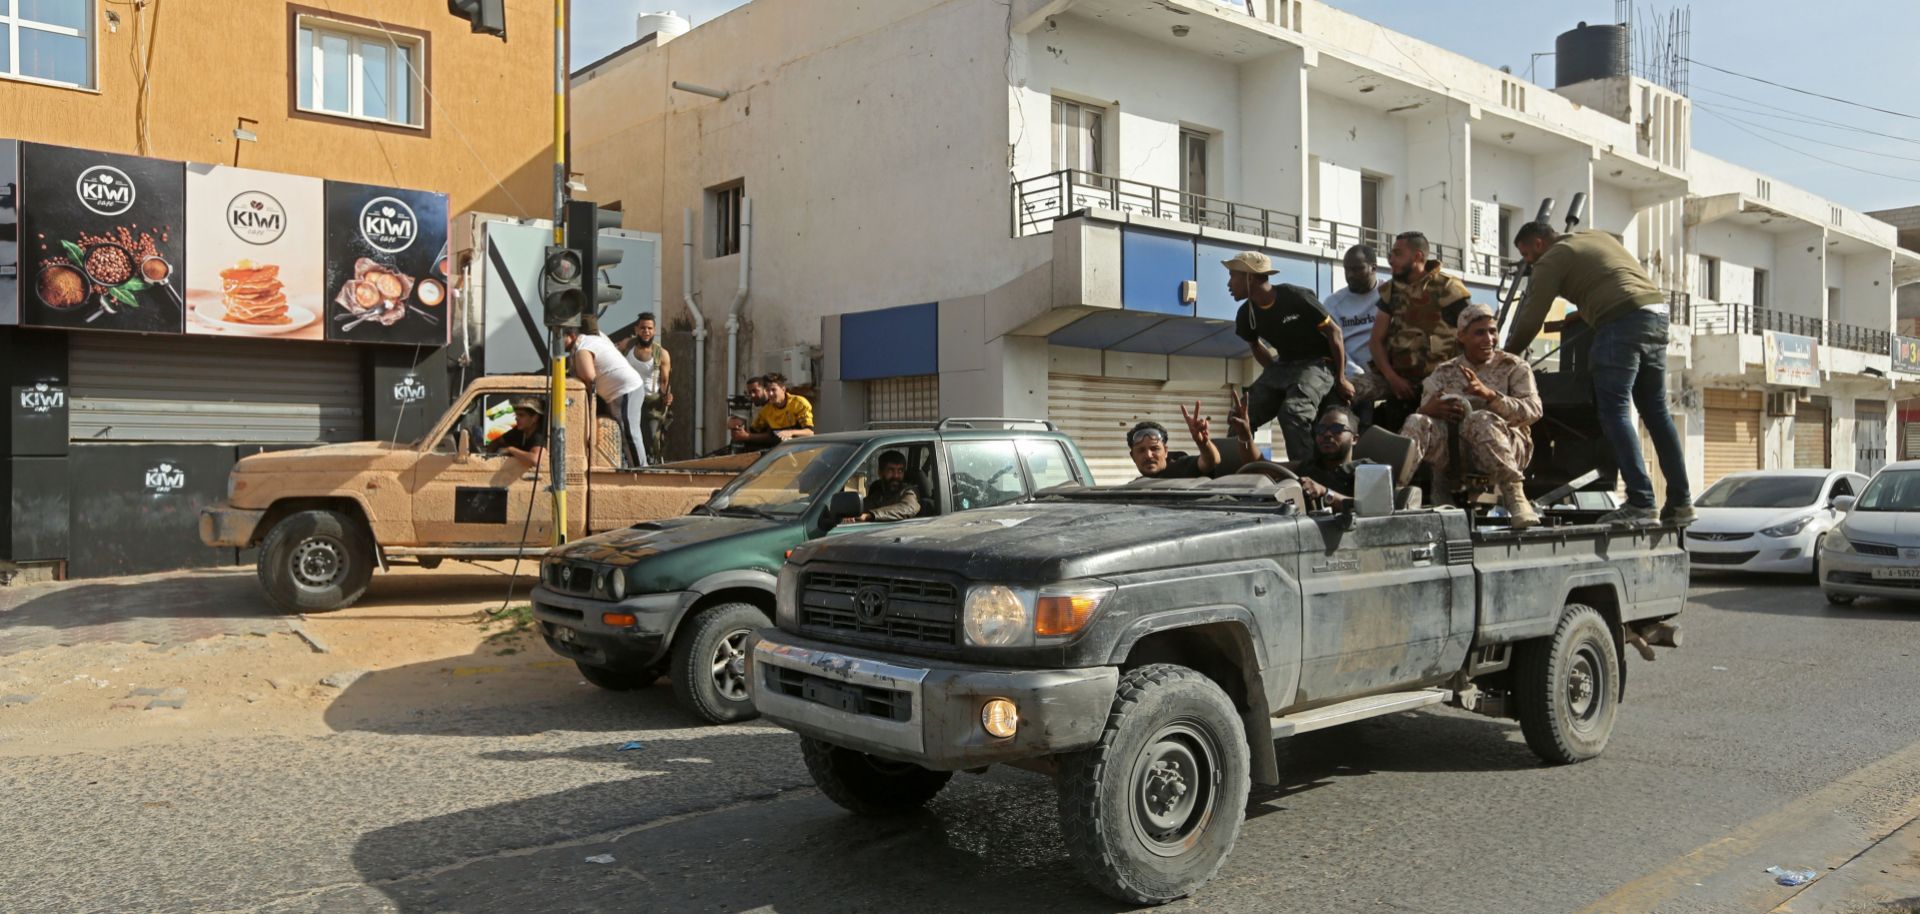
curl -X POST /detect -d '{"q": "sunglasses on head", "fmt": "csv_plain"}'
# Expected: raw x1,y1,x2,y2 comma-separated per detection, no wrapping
1128,429,1167,447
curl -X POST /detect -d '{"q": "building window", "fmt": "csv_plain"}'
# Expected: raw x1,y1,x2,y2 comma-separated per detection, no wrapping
1360,175,1382,234
1752,268,1768,309
1052,98,1105,175
2,0,95,89
294,13,424,128
708,181,744,258
1700,255,1720,301
1180,129,1210,224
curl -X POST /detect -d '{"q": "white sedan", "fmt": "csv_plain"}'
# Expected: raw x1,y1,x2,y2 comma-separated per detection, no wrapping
1819,460,1920,604
1684,469,1868,577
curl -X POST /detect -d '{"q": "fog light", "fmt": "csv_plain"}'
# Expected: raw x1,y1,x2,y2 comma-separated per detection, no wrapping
602,612,637,627
981,698,1019,738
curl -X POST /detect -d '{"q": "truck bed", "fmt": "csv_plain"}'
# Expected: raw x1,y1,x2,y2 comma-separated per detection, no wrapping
1466,517,1688,645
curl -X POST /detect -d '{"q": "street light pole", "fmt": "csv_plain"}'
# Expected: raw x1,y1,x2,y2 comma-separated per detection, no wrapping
548,0,570,547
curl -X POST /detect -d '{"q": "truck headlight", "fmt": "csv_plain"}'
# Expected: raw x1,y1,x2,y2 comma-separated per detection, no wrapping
606,570,627,602
964,585,1030,647
226,474,238,501
1760,515,1815,538
776,564,801,627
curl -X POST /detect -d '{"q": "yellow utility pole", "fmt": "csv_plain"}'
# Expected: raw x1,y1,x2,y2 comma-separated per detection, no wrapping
548,0,570,546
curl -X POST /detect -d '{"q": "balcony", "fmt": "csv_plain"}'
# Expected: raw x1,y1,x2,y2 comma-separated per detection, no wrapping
1689,302,1895,381
1013,169,1512,277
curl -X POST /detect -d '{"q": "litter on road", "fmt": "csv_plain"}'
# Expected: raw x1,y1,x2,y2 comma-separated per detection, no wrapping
1765,865,1817,886
584,854,616,865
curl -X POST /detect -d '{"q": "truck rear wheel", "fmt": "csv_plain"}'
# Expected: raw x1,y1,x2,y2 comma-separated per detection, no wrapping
1056,664,1249,905
256,509,374,613
1514,603,1619,764
669,602,770,724
801,737,953,815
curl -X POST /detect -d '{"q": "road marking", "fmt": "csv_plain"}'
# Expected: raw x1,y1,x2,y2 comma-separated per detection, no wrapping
1579,736,1920,913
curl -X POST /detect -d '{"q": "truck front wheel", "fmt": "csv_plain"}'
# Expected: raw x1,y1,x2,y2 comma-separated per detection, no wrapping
801,737,953,815
1056,664,1250,905
669,602,770,724
1514,603,1619,764
256,509,374,613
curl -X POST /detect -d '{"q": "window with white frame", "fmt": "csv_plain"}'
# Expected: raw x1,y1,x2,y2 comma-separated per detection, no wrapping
2,0,95,89
295,14,424,127
1052,98,1105,175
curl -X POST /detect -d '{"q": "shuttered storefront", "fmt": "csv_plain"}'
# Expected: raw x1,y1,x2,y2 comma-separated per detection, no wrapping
1855,400,1888,476
1703,388,1762,485
1905,421,1920,462
69,334,365,443
1793,397,1830,470
1048,373,1234,484
865,374,940,424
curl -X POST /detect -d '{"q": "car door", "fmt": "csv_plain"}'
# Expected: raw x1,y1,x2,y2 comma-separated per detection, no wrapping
413,389,564,545
1291,509,1470,705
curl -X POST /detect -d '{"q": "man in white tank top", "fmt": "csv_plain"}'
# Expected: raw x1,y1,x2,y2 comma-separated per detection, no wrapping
564,316,648,467
618,312,672,463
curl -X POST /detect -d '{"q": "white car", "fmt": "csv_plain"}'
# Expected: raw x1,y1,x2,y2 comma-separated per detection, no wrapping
1684,469,1868,578
1818,460,1920,605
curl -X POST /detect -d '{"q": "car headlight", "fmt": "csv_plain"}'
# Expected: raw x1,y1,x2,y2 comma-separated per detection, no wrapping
776,564,800,627
963,581,1114,647
605,570,627,602
1823,532,1855,554
1760,515,1815,538
226,474,238,501
964,585,1030,647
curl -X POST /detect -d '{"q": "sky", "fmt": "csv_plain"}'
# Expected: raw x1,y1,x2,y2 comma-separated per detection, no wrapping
569,0,1920,214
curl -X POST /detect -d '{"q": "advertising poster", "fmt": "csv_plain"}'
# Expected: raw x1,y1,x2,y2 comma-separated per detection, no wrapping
322,180,449,346
1895,335,1920,376
1763,330,1819,387
185,164,326,340
18,143,185,334
2,140,16,325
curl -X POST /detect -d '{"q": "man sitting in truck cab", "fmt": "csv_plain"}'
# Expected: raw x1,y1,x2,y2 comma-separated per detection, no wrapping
1400,303,1542,528
1287,404,1367,510
1129,393,1256,480
484,397,547,467
841,450,924,523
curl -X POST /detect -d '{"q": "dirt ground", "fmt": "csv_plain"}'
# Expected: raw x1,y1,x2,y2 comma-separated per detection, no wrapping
0,563,573,758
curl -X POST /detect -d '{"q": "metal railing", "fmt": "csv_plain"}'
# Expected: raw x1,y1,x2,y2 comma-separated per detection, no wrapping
1690,302,1893,356
1013,169,1302,241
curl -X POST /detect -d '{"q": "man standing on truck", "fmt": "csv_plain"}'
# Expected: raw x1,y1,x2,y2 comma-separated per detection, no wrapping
1506,223,1692,527
616,312,672,463
1402,303,1542,528
565,315,649,468
1227,251,1349,461
1372,231,1472,433
1323,245,1389,424
730,372,814,450
844,450,923,523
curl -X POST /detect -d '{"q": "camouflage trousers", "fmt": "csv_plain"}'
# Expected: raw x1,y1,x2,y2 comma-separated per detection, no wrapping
1401,410,1532,485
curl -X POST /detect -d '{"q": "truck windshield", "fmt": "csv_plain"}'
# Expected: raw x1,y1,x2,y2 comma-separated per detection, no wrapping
1694,475,1822,508
1855,470,1920,512
707,441,858,516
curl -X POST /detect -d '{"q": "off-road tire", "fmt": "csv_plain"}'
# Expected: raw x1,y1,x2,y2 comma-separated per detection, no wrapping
1825,592,1857,606
669,602,770,724
1514,603,1619,764
256,509,374,613
575,661,658,691
1056,664,1250,905
801,737,953,815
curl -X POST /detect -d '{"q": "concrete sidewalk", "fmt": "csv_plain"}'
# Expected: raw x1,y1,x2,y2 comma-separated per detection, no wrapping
1777,814,1920,914
0,568,289,655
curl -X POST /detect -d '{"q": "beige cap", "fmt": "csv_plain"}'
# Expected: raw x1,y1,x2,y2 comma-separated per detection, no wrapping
511,397,545,416
1221,251,1279,275
1455,303,1496,332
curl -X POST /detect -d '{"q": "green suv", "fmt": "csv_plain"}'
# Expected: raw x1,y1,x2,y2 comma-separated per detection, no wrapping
531,419,1093,723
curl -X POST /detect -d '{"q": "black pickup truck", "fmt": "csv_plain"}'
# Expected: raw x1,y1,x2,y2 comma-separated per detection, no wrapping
747,464,1687,904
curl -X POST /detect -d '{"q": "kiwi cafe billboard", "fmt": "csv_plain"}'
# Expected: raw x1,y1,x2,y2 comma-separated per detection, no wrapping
8,141,447,346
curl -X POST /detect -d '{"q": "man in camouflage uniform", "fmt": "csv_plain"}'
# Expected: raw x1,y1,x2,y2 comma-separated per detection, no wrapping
1370,231,1473,431
1400,303,1542,528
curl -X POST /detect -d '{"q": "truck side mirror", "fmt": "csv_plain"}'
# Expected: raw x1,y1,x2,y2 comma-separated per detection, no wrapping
1352,463,1394,518
1833,495,1856,512
456,428,472,463
828,491,864,520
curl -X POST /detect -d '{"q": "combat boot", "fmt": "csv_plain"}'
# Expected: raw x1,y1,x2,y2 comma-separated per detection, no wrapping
1500,481,1540,530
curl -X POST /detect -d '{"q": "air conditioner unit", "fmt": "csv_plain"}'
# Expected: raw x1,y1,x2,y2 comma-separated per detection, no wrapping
1765,390,1798,417
1469,200,1501,257
760,345,814,388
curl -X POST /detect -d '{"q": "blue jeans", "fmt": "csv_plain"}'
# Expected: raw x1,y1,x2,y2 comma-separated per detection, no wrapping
1591,308,1689,509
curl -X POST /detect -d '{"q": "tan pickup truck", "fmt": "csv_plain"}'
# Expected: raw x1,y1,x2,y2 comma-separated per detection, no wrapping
200,375,752,612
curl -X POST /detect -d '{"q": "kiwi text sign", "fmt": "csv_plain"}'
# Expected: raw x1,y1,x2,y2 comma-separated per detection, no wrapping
322,180,450,345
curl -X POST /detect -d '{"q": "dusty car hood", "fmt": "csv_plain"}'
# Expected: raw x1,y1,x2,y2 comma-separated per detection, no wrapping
1838,510,1920,545
234,441,413,473
548,514,786,568
792,501,1280,582
1688,507,1821,535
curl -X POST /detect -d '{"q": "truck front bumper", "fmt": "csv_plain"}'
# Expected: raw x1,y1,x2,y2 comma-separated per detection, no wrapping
748,629,1119,771
199,506,266,547
531,585,699,670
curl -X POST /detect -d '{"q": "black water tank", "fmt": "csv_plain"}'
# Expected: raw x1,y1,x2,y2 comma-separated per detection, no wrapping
1555,21,1629,87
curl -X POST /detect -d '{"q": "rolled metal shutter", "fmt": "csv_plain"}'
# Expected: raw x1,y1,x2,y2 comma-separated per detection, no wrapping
1793,398,1829,469
864,375,939,424
69,334,366,443
1905,421,1920,461
1854,400,1888,476
1703,388,1761,485
1047,373,1235,485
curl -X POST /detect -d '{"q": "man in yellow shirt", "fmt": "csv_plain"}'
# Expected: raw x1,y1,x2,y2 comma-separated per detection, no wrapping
731,372,815,450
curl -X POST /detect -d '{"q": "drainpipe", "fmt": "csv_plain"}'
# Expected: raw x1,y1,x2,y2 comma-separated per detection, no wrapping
682,208,708,453
726,198,752,402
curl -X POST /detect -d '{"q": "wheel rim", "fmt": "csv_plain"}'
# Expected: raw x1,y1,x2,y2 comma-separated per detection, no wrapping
1129,718,1221,858
710,627,752,702
1565,640,1609,733
289,535,348,592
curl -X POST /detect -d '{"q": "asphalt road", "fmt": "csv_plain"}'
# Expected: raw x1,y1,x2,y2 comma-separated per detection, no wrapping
5,575,1919,914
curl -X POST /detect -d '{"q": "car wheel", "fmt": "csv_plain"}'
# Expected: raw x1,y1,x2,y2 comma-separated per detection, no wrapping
801,737,953,815
1825,591,1857,606
1808,551,1821,586
1514,603,1619,765
256,509,374,613
1056,664,1250,905
669,602,770,724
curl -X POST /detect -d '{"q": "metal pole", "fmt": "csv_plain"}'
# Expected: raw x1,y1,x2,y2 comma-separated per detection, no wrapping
547,0,569,547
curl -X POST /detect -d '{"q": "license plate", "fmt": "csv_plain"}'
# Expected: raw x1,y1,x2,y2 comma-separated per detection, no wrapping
802,677,864,714
553,626,577,643
1871,567,1920,581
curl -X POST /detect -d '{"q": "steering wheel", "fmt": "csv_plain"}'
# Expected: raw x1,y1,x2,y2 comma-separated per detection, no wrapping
1234,460,1300,483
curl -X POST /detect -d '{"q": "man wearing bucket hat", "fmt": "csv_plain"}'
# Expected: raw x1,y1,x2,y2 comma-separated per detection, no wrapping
485,397,548,468
1226,251,1348,462
1399,303,1542,528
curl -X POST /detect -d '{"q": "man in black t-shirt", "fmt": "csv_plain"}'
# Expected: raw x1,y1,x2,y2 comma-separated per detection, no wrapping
1226,251,1349,463
485,398,547,467
1285,405,1372,510
1127,393,1256,480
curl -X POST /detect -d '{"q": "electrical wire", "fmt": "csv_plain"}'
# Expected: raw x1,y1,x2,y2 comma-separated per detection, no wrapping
1684,57,1920,122
1695,108,1920,186
1693,103,1920,165
1690,85,1920,147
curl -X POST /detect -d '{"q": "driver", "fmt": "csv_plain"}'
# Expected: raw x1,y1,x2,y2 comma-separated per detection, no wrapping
485,398,547,467
846,450,922,523
1287,405,1369,510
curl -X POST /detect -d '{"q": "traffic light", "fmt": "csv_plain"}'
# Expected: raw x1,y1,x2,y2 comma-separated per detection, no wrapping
566,200,625,317
448,0,506,39
540,246,585,329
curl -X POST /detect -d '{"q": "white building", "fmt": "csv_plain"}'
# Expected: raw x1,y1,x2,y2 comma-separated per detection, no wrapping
570,0,1920,484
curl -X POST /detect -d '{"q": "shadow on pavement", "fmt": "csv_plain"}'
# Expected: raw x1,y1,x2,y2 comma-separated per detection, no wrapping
1687,576,1920,620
